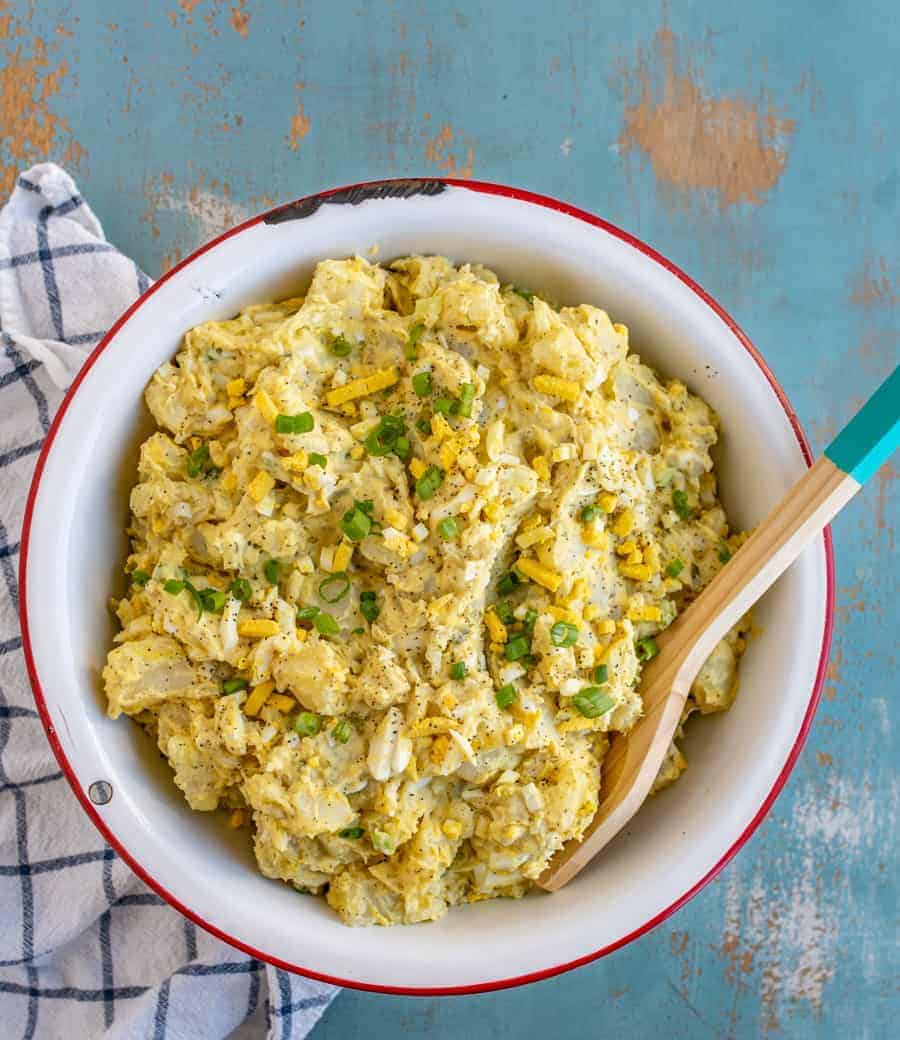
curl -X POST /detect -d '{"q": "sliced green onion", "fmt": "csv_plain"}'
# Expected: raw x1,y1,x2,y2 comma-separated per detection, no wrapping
187,444,211,479
718,543,732,563
182,579,205,618
406,322,425,359
342,506,373,541
438,516,459,540
392,435,411,460
314,612,340,636
359,590,379,624
573,686,615,718
672,489,693,520
264,559,280,584
318,571,350,603
131,570,150,588
665,558,685,578
495,684,518,710
332,719,353,744
308,452,327,468
200,589,228,613
294,711,321,736
497,570,521,596
512,286,534,302
450,661,467,680
433,396,457,416
495,599,515,625
164,579,185,595
330,335,353,357
580,503,599,523
351,626,365,635
593,664,609,684
458,382,475,418
222,676,249,694
339,826,364,839
230,577,252,601
550,621,579,648
635,637,659,662
365,428,392,457
415,465,444,500
365,414,404,456
416,416,431,435
504,634,531,661
296,606,320,622
412,371,433,396
275,412,314,435
523,608,538,634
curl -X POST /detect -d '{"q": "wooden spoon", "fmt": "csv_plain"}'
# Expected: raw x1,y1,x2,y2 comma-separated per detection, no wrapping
539,365,899,891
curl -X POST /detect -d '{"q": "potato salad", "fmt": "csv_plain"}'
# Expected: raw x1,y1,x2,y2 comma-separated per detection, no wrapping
103,255,748,926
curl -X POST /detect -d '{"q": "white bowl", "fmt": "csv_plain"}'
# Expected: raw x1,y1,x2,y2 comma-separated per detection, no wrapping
20,179,834,994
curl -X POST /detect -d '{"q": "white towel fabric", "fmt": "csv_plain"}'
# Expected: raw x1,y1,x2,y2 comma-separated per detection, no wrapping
0,164,338,1040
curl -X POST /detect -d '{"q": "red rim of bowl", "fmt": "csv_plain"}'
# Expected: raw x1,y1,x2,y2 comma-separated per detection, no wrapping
19,177,835,996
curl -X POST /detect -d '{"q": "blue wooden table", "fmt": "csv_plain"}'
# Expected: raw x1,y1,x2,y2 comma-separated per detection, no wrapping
2,1,896,1036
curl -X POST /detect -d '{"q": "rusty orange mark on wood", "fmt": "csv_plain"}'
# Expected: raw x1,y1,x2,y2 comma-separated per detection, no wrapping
617,23,795,210
826,646,843,685
177,0,205,13
424,123,474,177
816,751,834,767
229,1,250,38
873,460,896,551
288,83,311,151
850,254,897,307
0,4,83,196
161,247,183,274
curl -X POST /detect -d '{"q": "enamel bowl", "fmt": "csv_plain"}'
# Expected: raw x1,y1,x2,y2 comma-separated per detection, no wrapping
21,179,833,994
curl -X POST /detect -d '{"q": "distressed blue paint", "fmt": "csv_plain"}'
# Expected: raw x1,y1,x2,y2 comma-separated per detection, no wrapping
2,1,897,1037
826,366,900,484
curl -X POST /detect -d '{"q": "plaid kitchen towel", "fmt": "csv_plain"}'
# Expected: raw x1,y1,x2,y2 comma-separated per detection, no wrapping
0,164,338,1040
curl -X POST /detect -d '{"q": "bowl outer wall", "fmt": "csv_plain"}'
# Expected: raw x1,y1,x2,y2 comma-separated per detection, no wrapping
19,178,834,994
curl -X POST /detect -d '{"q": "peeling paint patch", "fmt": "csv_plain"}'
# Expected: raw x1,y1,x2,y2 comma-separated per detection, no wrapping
617,22,795,210
717,854,838,1031
288,83,311,151
161,247,184,274
424,122,474,177
873,460,896,550
850,254,897,307
794,773,878,850
714,768,894,1028
0,4,83,195
229,1,250,38
142,170,251,263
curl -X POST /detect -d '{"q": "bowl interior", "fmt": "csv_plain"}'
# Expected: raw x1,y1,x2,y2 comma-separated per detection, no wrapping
24,184,829,991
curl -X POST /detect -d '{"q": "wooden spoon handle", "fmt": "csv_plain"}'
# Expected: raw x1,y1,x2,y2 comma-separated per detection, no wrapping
538,366,898,892
659,455,854,684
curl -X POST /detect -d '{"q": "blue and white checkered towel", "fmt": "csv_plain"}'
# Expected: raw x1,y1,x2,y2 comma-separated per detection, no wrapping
0,164,338,1040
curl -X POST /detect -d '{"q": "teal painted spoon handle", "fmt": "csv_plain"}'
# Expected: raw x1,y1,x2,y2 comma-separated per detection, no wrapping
825,364,900,485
